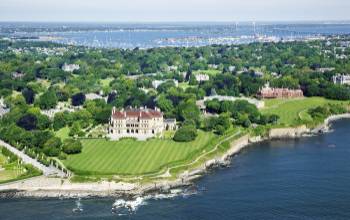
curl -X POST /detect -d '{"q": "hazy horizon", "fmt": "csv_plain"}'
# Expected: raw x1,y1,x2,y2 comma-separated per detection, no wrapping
1,0,350,22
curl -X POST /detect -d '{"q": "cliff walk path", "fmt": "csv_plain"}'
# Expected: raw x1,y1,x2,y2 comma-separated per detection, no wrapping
167,130,242,176
0,140,66,177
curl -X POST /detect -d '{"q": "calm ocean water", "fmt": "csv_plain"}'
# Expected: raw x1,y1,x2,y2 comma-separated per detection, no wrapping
1,119,350,219
2,22,350,48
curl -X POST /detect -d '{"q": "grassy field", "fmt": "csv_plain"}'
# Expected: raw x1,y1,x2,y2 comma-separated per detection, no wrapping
193,69,221,76
178,82,196,90
261,97,345,126
100,77,114,87
64,131,216,176
0,153,24,182
55,127,70,140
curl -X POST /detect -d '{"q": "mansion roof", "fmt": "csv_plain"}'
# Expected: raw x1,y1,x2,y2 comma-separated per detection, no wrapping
112,107,163,120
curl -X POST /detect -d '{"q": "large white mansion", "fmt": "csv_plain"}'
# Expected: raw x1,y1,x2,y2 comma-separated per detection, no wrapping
108,107,176,141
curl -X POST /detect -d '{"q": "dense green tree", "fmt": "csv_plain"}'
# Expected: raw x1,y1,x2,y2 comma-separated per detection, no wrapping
71,92,86,106
16,114,37,131
37,89,58,110
177,100,201,127
22,88,35,104
173,125,198,142
43,137,62,157
62,139,83,154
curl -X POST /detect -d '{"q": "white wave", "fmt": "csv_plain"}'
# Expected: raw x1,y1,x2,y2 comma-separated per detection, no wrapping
112,187,198,214
112,197,146,213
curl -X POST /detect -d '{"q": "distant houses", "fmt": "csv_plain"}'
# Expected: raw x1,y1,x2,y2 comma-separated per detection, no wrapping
11,71,25,79
208,64,219,69
62,63,80,72
195,74,210,82
40,102,78,119
85,93,104,101
167,65,178,71
253,70,264,78
228,66,236,72
316,67,335,73
332,74,350,85
257,83,303,99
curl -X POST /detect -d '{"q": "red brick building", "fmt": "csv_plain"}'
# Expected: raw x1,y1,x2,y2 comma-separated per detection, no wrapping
257,83,303,99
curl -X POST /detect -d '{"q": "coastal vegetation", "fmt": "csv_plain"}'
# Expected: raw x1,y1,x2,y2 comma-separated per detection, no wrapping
1,36,350,182
261,98,347,126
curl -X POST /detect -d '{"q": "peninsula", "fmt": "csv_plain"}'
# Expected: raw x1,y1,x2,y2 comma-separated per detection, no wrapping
0,36,350,197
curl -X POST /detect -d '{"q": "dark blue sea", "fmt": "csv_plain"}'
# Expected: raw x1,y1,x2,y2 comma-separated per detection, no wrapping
1,119,350,219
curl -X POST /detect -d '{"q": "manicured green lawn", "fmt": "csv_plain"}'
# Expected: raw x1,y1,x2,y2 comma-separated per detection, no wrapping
100,78,114,87
261,97,344,126
193,69,221,76
55,127,70,140
178,82,196,90
64,131,216,176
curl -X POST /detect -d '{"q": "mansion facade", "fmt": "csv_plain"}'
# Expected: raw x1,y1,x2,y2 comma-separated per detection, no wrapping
257,83,304,99
108,107,176,141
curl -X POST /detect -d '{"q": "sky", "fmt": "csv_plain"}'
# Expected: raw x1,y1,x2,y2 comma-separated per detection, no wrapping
1,0,350,22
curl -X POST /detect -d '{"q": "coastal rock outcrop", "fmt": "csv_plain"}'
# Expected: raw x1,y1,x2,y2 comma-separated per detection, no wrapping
269,126,309,139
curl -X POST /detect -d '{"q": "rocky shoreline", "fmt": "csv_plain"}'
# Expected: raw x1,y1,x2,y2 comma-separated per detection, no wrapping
0,114,349,199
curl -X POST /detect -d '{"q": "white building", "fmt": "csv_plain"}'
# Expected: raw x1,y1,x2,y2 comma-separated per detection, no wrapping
85,93,104,101
167,65,178,71
254,71,264,77
229,66,236,72
108,107,176,141
195,74,210,82
0,99,9,118
208,64,219,69
332,74,350,85
11,72,25,79
62,63,80,72
316,67,335,73
151,79,178,89
40,102,77,119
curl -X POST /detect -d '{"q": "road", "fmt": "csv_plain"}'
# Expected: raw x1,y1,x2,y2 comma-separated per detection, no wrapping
0,140,66,177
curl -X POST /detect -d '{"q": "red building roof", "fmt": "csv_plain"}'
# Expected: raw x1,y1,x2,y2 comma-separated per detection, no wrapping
112,108,163,120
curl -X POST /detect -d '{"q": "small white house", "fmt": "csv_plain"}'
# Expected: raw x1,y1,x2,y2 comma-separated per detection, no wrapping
195,74,210,82
332,74,350,85
152,79,178,89
62,63,80,72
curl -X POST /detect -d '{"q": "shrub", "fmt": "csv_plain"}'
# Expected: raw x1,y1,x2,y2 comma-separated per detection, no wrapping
43,146,60,157
215,125,226,135
173,125,198,142
62,139,83,154
43,137,62,149
58,152,68,160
